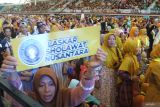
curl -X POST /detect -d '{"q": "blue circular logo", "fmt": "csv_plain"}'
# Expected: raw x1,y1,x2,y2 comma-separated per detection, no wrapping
18,39,44,66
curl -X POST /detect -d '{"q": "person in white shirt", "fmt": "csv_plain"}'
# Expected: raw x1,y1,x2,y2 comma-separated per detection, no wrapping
153,27,160,46
17,22,31,38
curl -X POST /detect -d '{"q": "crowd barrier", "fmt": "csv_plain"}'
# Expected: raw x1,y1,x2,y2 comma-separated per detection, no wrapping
0,75,43,107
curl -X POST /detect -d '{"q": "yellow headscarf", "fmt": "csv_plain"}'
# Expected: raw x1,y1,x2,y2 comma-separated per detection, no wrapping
139,28,146,36
110,29,123,51
51,23,60,32
102,33,115,48
139,28,149,47
119,39,139,78
150,43,160,59
129,27,141,48
132,22,137,27
102,33,122,69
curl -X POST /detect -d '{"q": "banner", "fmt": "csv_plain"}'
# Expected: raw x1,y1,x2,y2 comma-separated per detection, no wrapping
11,26,101,71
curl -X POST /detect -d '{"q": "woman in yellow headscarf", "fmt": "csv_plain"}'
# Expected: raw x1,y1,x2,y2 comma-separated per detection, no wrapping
114,28,125,52
119,39,139,77
129,27,139,39
110,28,123,53
138,28,149,49
144,43,160,103
129,26,141,48
102,33,123,70
129,26,142,65
138,29,149,74
116,39,140,107
99,33,121,107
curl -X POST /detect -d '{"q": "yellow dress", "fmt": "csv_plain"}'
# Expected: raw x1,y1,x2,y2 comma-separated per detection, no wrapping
119,39,139,79
128,26,141,48
117,39,140,107
144,43,160,102
96,33,119,107
138,28,149,49
144,60,160,102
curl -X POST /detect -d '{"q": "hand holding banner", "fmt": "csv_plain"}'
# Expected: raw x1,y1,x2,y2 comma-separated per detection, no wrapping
11,26,101,71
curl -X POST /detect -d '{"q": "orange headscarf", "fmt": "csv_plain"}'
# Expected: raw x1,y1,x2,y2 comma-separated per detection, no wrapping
129,27,141,48
129,27,139,38
32,67,71,107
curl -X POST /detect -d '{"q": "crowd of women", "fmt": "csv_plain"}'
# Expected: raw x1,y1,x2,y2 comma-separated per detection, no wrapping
0,14,160,107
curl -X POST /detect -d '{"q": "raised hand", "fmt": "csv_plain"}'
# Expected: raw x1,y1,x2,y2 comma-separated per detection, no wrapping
0,56,17,72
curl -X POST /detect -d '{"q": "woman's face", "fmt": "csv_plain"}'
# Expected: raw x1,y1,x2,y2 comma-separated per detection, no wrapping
20,25,28,35
136,47,141,55
108,35,116,47
4,28,12,37
38,76,56,103
120,32,126,41
134,29,139,37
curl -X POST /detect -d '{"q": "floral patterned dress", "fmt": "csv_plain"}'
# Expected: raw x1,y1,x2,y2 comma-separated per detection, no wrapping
92,66,116,107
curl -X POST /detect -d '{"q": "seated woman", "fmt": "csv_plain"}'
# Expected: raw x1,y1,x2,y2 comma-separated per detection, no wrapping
0,48,106,107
